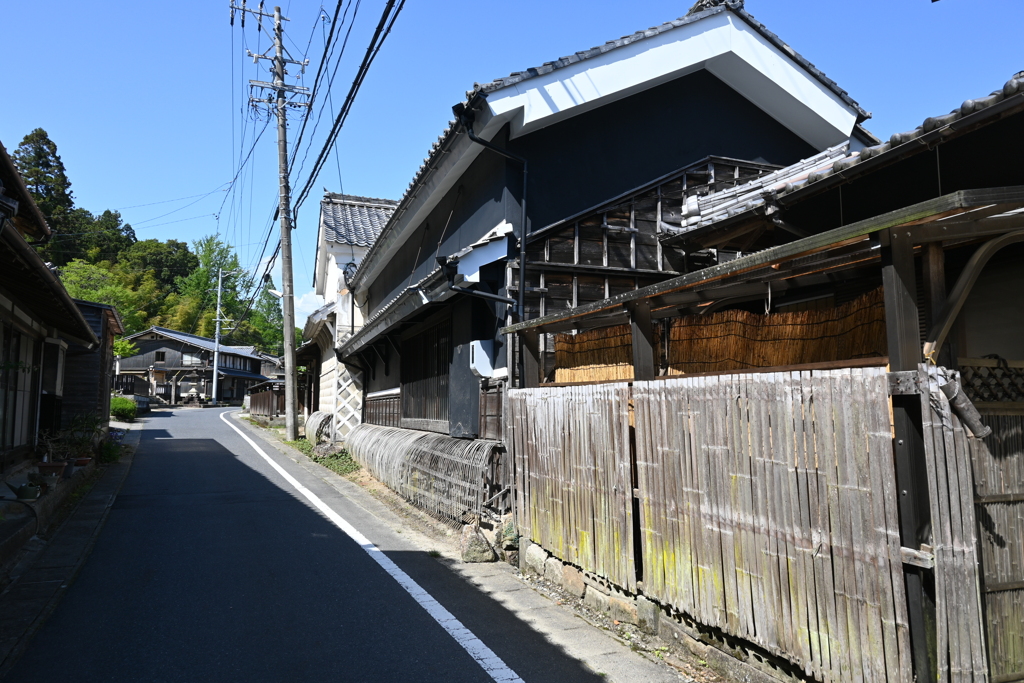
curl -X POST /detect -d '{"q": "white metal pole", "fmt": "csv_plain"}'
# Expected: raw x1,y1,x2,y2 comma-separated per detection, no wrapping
212,267,223,406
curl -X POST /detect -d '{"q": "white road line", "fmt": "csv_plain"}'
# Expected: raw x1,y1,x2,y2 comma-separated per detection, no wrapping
218,411,523,683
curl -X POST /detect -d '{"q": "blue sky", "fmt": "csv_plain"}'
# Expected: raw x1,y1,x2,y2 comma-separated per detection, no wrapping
3,0,1021,321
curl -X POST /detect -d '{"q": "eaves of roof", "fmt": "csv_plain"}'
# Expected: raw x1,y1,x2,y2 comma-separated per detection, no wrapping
339,267,450,359
348,2,866,294
662,72,1024,239
473,2,867,121
0,142,50,240
503,186,1024,336
0,222,97,347
124,326,265,360
74,298,125,336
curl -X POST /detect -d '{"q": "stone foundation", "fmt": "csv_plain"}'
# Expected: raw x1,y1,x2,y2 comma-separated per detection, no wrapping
519,539,807,683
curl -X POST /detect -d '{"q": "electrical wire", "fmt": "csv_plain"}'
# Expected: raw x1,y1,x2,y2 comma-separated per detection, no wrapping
292,0,405,217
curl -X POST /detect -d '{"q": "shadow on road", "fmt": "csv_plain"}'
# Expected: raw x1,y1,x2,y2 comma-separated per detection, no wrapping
5,432,607,683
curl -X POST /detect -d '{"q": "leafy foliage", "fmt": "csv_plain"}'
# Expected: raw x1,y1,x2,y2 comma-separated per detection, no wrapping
11,128,287,352
113,337,140,358
110,396,137,422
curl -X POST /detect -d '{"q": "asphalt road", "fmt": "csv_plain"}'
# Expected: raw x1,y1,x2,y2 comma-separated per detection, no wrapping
3,408,607,683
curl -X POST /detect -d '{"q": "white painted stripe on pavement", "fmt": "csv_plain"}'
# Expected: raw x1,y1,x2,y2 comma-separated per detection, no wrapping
219,411,523,683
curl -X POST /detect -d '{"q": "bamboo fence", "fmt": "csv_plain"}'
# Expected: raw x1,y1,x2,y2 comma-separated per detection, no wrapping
633,367,911,682
346,423,502,525
508,383,635,591
919,365,990,682
967,406,1024,682
553,287,887,383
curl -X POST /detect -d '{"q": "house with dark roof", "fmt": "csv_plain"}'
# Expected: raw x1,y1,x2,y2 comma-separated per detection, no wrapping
339,0,872,443
301,193,397,441
504,69,1024,683
117,326,267,406
62,300,124,431
0,140,99,474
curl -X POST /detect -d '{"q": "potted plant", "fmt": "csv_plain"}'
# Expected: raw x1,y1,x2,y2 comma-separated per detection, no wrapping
36,430,70,476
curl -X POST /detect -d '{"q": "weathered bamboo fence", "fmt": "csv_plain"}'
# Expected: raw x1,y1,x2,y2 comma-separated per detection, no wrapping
634,367,910,682
510,367,944,681
347,423,505,525
968,405,1024,682
553,287,887,382
509,383,635,591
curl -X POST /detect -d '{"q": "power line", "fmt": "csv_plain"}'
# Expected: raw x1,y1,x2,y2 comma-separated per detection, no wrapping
293,0,405,216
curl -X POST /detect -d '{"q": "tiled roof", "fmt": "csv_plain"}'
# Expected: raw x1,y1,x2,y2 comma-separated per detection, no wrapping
127,326,265,360
350,1,866,290
470,1,866,119
676,71,1024,232
320,193,397,247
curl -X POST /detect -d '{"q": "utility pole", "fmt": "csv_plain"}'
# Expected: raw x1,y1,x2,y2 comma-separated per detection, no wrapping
211,267,237,407
230,3,308,439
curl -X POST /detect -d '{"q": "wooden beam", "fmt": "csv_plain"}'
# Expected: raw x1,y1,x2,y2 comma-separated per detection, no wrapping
520,329,540,389
629,300,656,382
923,230,1024,361
503,187,1024,336
883,229,935,682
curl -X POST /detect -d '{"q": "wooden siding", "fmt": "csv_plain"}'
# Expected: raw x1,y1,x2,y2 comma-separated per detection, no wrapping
509,383,635,592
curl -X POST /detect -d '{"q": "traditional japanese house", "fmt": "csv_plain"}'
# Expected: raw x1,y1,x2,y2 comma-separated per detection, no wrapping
340,0,875,529
0,141,98,473
302,193,396,441
61,300,123,430
505,70,1024,683
343,0,871,436
117,326,267,405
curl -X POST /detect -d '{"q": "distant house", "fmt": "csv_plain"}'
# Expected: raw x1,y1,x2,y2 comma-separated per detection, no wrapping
300,193,396,440
62,300,124,429
117,326,267,405
0,141,98,472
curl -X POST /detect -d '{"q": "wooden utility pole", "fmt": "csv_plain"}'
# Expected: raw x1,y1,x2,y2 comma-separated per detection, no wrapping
230,2,308,439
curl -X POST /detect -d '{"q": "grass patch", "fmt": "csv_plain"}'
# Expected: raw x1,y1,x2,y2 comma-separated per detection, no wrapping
427,549,442,558
317,450,360,477
284,438,315,458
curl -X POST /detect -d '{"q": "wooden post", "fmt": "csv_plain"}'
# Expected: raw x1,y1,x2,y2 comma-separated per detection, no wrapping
629,301,656,382
882,228,934,683
520,329,540,388
922,242,949,366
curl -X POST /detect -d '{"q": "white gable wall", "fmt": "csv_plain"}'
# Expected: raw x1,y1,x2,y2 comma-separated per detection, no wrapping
484,12,859,150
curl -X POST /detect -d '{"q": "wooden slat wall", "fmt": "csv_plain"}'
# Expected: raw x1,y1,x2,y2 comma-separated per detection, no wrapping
919,365,990,682
509,383,635,591
968,407,1023,682
633,367,911,682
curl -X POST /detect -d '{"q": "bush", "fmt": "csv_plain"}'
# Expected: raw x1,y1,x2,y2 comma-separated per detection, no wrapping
99,439,122,463
110,396,137,422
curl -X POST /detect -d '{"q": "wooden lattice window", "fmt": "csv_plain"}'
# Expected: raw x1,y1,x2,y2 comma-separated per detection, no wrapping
400,317,451,432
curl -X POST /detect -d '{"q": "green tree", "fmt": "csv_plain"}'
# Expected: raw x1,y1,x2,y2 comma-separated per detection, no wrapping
11,128,73,219
59,259,155,334
12,129,80,266
120,239,197,290
113,337,139,358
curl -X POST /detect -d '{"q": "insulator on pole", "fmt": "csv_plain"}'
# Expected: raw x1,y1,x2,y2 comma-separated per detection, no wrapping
241,0,246,27
230,7,235,25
